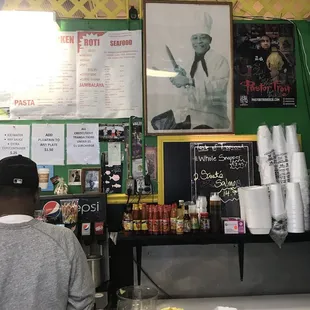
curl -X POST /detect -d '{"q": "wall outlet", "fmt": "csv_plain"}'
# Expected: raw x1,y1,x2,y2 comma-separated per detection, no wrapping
126,178,135,195
136,177,151,195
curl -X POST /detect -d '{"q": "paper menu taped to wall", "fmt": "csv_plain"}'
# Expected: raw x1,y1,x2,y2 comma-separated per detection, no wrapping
66,123,100,165
31,124,65,165
0,125,30,159
9,32,77,120
76,30,142,118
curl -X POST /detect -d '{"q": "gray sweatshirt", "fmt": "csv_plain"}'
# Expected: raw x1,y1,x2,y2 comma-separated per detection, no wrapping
0,219,95,310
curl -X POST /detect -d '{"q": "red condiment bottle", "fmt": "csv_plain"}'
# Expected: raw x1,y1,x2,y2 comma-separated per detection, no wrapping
162,205,170,234
141,203,148,234
152,205,159,235
158,205,163,234
148,204,153,235
170,203,177,234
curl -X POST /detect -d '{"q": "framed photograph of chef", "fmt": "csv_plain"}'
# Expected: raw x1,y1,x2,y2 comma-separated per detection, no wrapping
143,1,234,135
82,168,102,193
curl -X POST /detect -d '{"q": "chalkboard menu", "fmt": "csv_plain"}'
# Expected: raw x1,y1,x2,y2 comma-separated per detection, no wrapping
190,142,254,217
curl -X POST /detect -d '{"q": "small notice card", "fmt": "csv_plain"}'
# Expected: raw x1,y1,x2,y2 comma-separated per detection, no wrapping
0,125,30,159
31,124,65,165
66,123,99,165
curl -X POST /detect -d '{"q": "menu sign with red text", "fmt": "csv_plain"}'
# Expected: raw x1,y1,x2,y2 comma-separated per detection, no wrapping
77,30,142,118
10,32,77,119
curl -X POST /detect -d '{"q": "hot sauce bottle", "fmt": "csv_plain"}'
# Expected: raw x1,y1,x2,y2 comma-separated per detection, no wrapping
158,205,163,234
122,205,133,234
162,205,170,234
148,204,153,234
183,205,191,233
141,203,148,234
132,204,141,233
176,205,184,235
170,203,177,234
152,205,159,235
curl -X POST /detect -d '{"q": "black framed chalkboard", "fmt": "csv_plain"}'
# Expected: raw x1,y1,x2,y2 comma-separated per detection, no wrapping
163,141,259,216
191,142,254,217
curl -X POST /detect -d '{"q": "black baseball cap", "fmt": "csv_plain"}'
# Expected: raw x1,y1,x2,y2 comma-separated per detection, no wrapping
0,155,39,189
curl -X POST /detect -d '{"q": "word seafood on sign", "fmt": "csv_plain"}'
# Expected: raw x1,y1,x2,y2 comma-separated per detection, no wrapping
191,141,255,217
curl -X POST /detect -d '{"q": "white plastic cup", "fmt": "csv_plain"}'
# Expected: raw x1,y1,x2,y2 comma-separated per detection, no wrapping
38,168,50,189
291,152,308,180
268,183,285,218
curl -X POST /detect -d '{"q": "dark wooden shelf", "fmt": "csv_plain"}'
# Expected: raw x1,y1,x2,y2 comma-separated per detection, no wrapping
117,231,310,246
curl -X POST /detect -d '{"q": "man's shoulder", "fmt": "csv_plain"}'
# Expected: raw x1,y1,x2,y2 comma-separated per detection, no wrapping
32,222,78,255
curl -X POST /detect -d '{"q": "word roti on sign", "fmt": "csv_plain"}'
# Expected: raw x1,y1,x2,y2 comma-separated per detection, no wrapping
82,38,133,47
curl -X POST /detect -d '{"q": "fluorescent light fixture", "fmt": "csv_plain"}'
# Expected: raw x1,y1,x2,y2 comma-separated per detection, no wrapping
147,68,178,78
0,11,59,29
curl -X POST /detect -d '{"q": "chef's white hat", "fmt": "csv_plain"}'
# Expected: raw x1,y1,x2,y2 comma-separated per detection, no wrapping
193,12,213,36
190,11,213,36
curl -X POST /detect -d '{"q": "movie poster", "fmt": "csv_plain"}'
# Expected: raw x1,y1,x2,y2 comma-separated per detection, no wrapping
234,23,296,108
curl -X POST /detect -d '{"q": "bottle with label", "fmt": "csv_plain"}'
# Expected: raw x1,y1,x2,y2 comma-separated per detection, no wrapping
152,205,159,235
183,205,191,233
189,204,199,233
132,204,141,233
158,205,163,234
148,205,153,234
141,203,148,234
170,203,177,234
210,192,222,233
179,200,185,213
176,205,184,235
162,205,170,234
200,212,210,232
122,205,133,233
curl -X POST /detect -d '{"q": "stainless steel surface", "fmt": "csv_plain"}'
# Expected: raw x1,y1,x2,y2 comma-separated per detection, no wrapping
157,294,310,310
135,242,310,298
87,254,102,288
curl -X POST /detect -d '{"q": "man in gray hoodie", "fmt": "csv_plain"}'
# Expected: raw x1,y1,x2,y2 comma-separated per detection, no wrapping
0,155,95,310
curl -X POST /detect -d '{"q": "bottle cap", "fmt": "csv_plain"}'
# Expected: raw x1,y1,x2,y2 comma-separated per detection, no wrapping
210,192,221,201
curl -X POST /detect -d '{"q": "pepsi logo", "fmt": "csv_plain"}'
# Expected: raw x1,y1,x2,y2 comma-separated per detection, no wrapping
43,201,60,218
83,224,90,231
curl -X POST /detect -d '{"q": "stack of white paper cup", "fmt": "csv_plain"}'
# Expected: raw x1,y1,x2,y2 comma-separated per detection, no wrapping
290,152,309,230
239,185,272,234
285,124,300,177
268,183,285,219
237,187,246,221
285,182,305,233
257,125,276,185
272,125,290,185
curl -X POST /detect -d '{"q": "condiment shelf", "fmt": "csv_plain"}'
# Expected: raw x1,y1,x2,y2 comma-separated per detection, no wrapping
115,231,310,283
117,231,310,246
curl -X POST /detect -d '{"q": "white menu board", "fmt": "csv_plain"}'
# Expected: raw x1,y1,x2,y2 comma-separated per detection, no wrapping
66,123,100,165
76,30,142,118
0,125,30,159
10,32,77,120
31,124,65,165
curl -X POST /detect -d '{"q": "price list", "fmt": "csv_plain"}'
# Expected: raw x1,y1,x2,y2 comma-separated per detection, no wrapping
0,125,30,159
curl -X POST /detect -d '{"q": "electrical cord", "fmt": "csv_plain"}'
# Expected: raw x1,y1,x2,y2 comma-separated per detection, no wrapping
133,255,172,299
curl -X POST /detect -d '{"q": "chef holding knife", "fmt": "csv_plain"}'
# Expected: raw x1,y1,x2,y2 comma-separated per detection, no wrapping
167,12,231,130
